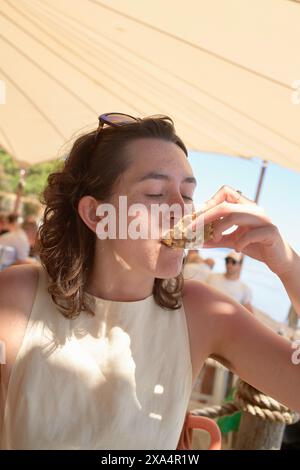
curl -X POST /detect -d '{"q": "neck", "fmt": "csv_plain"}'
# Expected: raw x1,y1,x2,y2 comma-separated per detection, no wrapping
85,242,154,302
225,272,240,280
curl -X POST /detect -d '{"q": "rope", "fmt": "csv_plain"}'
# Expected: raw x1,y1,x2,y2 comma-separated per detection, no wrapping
191,402,238,419
191,379,299,425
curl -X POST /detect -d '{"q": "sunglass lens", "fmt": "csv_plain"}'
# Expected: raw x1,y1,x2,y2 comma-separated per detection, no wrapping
100,113,137,126
225,257,237,265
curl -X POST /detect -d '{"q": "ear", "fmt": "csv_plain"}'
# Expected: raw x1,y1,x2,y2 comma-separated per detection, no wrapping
77,196,102,233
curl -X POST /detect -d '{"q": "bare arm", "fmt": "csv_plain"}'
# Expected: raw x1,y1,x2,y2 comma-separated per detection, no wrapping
206,285,300,413
185,185,300,411
277,247,300,317
186,279,300,413
199,185,300,316
0,265,39,404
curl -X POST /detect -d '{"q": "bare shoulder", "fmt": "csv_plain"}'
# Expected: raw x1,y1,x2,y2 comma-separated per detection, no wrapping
0,264,40,315
182,278,227,322
182,279,226,341
182,279,241,372
0,264,40,382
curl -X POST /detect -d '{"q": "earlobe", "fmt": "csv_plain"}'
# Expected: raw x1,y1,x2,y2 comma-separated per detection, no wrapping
78,196,100,233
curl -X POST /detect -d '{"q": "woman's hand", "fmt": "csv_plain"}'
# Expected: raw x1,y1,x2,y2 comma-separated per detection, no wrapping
194,185,294,278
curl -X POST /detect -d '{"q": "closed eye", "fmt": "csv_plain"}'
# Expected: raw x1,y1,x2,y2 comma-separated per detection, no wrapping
146,194,193,201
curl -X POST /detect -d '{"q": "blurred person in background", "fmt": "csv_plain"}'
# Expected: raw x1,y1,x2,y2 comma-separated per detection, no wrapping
4,213,19,233
183,249,215,282
0,219,38,266
207,251,253,313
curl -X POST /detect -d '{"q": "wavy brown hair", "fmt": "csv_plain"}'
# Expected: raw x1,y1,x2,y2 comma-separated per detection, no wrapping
39,115,188,318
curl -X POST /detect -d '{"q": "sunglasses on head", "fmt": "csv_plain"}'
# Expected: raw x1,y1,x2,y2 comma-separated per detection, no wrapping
89,113,138,151
98,112,139,129
96,112,172,132
225,257,240,265
93,112,174,144
91,111,178,154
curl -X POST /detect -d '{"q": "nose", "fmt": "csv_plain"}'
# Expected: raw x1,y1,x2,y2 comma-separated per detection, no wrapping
168,192,193,225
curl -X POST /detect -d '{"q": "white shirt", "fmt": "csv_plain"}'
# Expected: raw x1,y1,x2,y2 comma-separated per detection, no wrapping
0,265,193,450
183,262,212,283
0,228,30,262
206,272,252,305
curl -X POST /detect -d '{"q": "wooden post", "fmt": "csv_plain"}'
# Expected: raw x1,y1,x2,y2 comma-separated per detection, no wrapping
13,168,26,215
234,411,285,450
254,160,268,203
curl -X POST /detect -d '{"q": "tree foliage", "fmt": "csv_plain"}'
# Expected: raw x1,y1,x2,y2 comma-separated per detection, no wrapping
0,149,63,197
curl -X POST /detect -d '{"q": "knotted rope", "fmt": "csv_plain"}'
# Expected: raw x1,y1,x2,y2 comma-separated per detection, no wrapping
191,379,299,425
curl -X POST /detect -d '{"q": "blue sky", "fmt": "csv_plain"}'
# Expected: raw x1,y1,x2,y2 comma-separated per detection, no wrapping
187,151,300,324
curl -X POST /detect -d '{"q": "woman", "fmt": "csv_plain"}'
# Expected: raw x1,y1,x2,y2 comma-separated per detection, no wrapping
0,113,299,450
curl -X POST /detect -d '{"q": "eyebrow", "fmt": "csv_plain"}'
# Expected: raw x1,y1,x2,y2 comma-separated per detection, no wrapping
136,171,197,185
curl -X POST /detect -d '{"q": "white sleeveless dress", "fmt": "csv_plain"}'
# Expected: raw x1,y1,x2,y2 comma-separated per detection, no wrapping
0,265,193,449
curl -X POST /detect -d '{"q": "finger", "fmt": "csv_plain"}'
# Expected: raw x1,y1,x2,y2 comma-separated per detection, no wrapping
203,226,247,249
202,185,255,213
190,202,265,229
203,232,237,249
235,225,277,252
212,211,271,242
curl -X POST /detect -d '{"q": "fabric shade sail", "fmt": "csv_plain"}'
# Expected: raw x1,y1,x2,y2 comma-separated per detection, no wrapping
1,0,300,171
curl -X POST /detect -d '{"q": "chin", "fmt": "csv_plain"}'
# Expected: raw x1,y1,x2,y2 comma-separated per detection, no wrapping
133,241,184,279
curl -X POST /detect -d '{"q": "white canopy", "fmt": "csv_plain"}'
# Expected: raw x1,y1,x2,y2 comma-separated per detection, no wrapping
1,0,300,171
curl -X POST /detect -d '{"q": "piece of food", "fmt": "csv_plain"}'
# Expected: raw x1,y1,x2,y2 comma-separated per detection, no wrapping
161,212,214,249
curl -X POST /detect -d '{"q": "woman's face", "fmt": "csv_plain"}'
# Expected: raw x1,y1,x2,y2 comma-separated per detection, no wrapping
97,138,196,280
